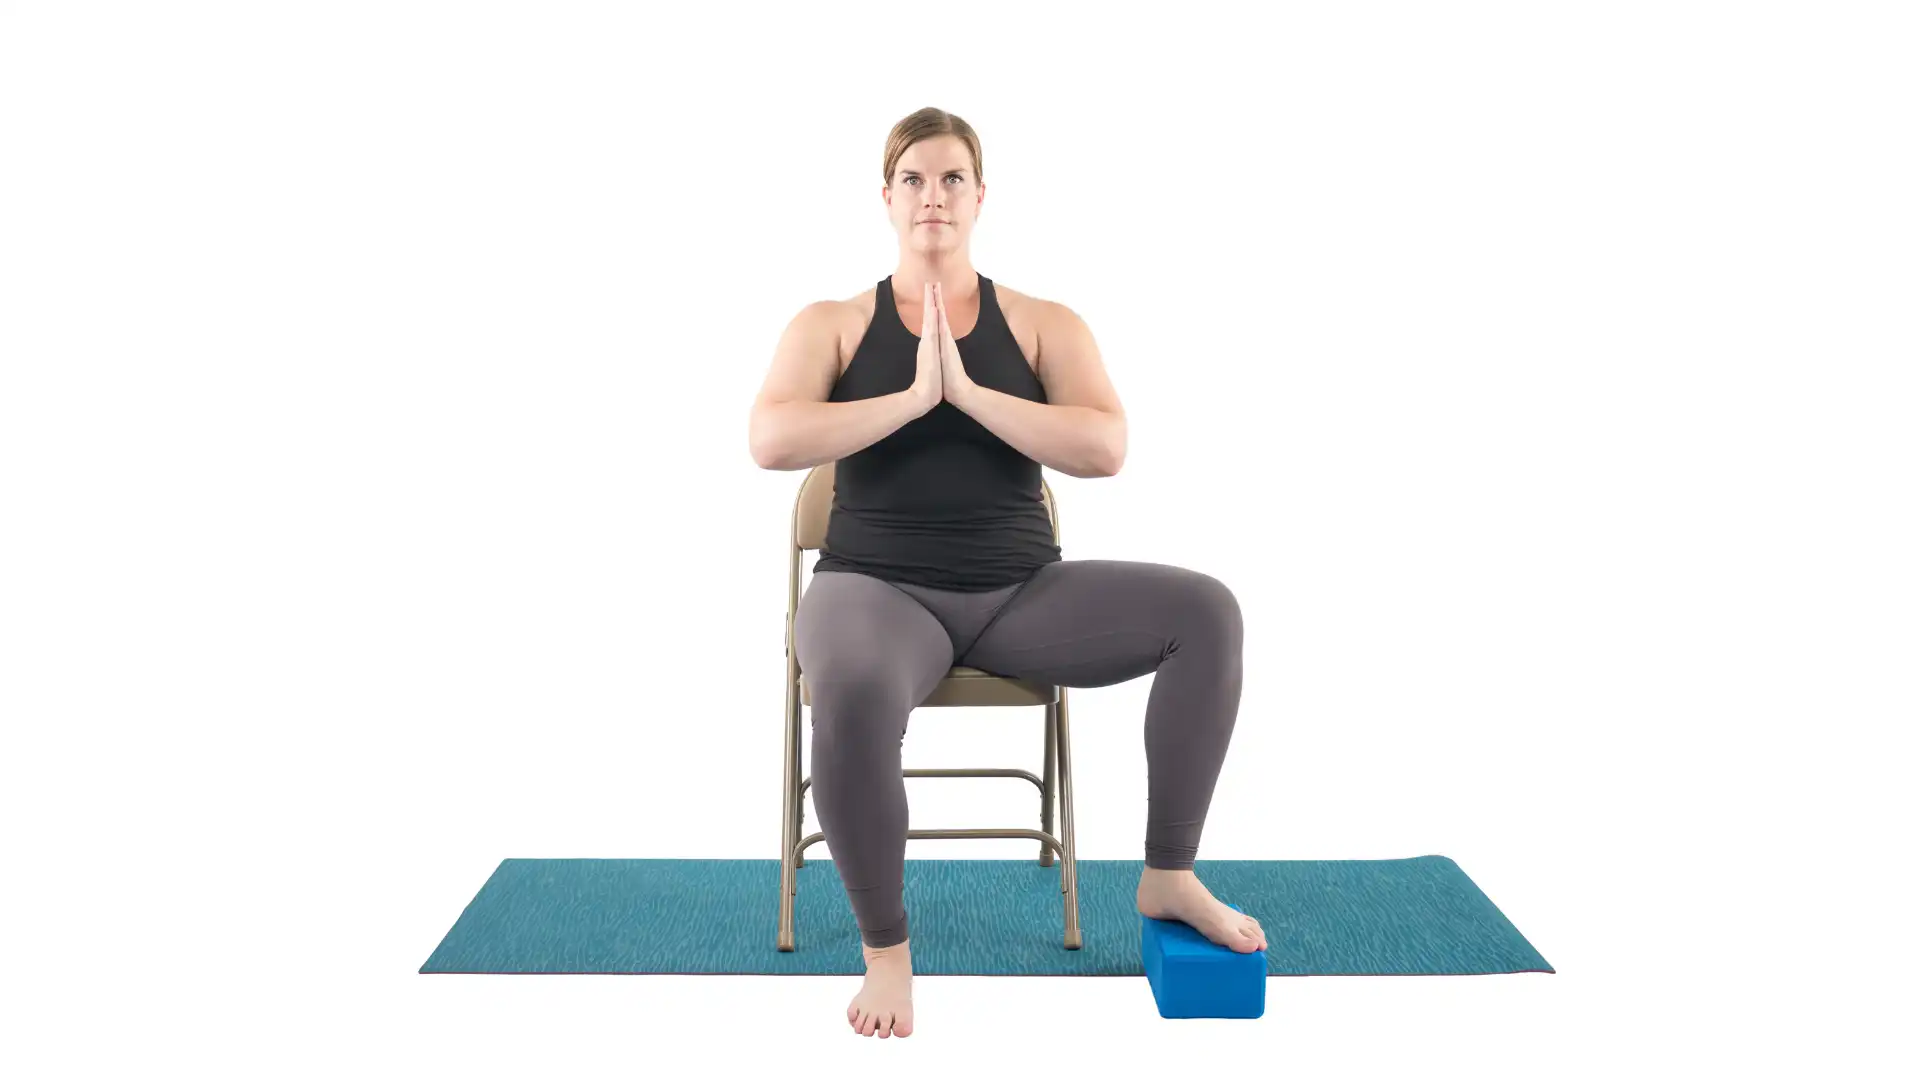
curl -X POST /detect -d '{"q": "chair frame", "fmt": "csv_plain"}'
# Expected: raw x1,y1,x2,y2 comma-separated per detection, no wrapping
778,461,1082,951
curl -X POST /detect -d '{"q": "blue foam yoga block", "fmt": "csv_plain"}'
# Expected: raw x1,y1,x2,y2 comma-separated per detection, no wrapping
1141,903,1267,1019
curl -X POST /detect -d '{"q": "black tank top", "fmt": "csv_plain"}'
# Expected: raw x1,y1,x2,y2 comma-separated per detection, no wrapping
813,272,1062,592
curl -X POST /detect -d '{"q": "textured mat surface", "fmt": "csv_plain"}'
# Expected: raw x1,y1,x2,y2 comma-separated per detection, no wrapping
420,856,1553,976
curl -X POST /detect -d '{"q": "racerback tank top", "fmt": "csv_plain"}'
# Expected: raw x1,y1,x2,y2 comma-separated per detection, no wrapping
813,271,1062,591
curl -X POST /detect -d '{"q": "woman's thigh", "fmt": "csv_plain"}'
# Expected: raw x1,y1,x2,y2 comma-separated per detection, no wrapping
795,570,956,713
958,560,1242,687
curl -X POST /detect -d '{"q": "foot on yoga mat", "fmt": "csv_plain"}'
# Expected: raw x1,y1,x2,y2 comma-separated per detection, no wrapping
1142,903,1268,1019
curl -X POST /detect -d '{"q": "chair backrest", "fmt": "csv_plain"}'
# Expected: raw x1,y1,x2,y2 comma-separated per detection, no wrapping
790,460,1058,552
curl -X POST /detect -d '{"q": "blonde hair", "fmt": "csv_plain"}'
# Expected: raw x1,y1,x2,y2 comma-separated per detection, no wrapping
882,107,983,186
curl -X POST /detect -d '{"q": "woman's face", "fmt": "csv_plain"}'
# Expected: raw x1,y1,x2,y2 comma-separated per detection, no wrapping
887,135,981,249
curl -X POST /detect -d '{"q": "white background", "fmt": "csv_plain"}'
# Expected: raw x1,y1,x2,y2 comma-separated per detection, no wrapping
3,1,1914,1074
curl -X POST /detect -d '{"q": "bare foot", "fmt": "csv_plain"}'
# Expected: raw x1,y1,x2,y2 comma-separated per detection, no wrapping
847,938,915,1038
1136,867,1268,953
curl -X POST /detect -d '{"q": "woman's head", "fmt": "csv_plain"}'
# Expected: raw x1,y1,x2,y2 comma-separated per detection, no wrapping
882,108,984,253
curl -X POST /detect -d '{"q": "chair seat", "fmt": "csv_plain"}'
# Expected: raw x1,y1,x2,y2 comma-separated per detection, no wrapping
801,666,1058,709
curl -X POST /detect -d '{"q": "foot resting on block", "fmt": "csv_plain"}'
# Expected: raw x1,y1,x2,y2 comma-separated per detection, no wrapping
1136,866,1268,952
1142,902,1268,1019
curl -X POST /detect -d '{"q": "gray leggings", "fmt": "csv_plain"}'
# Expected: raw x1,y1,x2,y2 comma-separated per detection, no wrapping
794,559,1245,949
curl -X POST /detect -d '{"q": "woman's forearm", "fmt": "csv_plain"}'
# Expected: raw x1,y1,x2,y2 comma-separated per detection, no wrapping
748,392,926,471
949,380,1125,478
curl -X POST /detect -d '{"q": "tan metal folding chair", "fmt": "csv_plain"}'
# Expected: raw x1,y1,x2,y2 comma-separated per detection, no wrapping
778,460,1082,951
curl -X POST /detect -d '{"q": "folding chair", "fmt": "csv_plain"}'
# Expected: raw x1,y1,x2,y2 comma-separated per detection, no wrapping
778,460,1082,951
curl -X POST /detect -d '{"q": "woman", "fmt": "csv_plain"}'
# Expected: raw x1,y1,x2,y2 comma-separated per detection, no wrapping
747,108,1266,1039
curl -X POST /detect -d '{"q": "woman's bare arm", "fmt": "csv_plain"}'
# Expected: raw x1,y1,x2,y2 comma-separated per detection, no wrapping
747,301,928,471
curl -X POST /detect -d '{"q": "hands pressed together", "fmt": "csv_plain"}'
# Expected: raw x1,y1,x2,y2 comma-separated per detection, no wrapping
909,281,976,416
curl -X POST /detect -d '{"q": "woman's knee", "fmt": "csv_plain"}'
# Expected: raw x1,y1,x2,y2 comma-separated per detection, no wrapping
1173,569,1243,648
803,655,920,727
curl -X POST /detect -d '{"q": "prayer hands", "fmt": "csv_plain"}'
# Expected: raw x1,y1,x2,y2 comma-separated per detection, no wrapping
933,281,976,405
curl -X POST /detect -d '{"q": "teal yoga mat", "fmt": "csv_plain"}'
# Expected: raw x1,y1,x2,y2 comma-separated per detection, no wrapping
420,855,1553,976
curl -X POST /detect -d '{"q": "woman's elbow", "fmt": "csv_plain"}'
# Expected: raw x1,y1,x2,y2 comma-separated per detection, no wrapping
1100,421,1127,476
749,437,793,471
1072,445,1123,479
747,411,786,470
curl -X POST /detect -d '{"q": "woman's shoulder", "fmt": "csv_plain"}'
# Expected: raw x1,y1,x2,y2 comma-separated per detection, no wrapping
832,284,880,324
990,280,1052,321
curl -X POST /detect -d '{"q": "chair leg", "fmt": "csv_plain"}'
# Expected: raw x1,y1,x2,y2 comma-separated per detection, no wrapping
792,705,806,871
1056,689,1082,950
779,668,802,952
1039,701,1057,867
